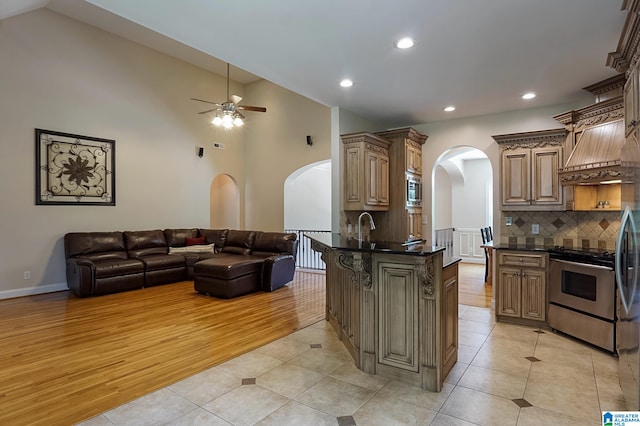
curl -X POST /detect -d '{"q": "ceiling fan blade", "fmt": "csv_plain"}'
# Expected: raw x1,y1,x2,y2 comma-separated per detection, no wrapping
236,111,246,119
190,97,221,106
237,105,267,112
197,108,219,114
230,94,243,105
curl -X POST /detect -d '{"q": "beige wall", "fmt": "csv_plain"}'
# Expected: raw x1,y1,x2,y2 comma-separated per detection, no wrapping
0,9,330,297
243,80,331,231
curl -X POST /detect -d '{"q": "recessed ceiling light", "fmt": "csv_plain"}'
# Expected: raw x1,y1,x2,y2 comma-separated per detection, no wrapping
444,106,456,112
340,79,354,88
395,37,415,49
522,92,536,100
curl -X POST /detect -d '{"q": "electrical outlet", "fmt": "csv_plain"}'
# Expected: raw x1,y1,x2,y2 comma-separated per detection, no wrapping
532,224,540,234
23,271,31,280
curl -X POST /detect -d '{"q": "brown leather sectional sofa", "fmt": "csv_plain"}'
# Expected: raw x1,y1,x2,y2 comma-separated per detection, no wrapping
64,228,297,298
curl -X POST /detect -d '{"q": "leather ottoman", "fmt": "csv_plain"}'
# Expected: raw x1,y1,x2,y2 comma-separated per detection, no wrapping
194,256,264,299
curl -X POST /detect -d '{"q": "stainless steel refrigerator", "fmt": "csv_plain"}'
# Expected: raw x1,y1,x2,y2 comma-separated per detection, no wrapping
616,134,640,410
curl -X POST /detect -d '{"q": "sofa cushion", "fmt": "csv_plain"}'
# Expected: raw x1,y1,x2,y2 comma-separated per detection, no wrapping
124,230,168,257
186,236,205,246
138,253,186,271
64,231,126,258
93,258,145,278
163,228,199,247
221,230,257,255
168,244,214,254
199,229,229,250
252,232,297,257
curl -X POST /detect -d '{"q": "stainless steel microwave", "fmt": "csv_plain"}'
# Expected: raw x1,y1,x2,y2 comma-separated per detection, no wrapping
406,173,422,207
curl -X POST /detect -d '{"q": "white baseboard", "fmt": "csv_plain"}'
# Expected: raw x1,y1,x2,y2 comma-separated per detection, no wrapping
0,282,68,300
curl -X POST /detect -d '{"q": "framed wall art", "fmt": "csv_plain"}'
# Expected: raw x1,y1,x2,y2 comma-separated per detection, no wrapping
35,129,116,206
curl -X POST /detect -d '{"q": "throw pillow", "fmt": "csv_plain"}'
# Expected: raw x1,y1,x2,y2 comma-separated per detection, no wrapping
169,244,214,254
185,236,205,246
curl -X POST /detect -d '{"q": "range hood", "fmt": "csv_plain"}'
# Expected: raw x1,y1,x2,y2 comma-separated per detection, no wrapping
555,75,626,186
559,118,625,185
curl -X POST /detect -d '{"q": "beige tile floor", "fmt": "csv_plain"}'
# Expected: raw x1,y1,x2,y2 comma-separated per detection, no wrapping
78,304,625,426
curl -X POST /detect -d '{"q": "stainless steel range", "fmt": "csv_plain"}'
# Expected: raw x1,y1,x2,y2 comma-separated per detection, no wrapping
548,247,616,353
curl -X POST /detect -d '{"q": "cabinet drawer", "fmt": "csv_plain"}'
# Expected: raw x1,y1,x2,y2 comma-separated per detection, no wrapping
498,252,546,268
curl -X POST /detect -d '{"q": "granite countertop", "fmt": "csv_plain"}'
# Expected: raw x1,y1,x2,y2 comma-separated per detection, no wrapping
443,257,462,268
305,233,445,256
483,241,553,252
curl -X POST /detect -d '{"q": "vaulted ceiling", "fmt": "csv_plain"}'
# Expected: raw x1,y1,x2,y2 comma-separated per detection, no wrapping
1,0,628,127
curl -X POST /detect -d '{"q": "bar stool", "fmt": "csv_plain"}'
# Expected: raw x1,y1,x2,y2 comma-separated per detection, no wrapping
480,226,493,283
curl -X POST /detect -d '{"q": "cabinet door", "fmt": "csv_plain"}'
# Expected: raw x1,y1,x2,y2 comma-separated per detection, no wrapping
406,144,422,174
497,267,521,317
521,269,546,321
441,264,458,374
406,144,416,173
344,145,362,205
501,148,531,206
365,150,380,205
378,154,390,206
531,146,563,207
378,262,419,372
406,208,422,239
365,150,390,206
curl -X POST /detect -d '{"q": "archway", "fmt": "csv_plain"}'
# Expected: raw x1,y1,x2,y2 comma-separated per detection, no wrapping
284,160,331,270
284,160,331,232
432,147,492,263
210,174,240,229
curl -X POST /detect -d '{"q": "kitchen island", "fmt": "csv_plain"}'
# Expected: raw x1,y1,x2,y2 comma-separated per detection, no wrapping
307,233,458,392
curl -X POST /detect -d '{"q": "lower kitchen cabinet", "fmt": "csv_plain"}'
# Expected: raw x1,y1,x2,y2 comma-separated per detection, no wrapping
496,250,547,324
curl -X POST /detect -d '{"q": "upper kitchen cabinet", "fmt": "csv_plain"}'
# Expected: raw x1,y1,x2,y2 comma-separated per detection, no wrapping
374,128,428,241
493,129,567,211
342,132,391,211
375,128,428,176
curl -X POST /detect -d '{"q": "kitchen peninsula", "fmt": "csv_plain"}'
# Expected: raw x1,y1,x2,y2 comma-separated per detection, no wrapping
307,233,458,392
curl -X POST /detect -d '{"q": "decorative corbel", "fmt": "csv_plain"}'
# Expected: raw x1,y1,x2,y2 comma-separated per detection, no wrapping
416,257,435,298
336,251,372,289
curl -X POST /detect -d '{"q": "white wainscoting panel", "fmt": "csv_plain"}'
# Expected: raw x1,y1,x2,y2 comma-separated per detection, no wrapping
453,228,485,264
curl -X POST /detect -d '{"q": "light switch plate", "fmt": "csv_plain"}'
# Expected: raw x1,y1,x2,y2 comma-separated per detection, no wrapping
505,216,512,226
532,224,539,234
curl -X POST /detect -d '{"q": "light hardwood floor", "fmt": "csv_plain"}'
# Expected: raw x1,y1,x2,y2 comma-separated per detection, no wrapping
0,263,489,425
457,262,492,308
0,271,325,426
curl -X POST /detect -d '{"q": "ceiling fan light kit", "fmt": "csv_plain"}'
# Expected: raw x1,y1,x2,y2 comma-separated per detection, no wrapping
192,62,266,129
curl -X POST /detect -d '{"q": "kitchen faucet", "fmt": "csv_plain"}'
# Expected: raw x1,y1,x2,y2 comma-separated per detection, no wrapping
357,212,376,242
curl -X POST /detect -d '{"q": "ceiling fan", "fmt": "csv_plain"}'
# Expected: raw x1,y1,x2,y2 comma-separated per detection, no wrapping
191,63,266,128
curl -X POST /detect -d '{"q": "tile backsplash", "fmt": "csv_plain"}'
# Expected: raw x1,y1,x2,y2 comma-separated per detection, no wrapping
500,210,621,250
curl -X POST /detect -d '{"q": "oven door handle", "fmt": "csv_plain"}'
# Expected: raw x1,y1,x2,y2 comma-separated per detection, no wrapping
550,258,613,271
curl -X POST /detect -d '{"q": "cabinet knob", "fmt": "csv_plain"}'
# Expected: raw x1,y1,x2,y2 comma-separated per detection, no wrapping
629,120,637,128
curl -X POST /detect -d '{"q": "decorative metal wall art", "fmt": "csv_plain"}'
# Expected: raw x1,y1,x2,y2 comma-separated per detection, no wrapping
35,129,115,206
